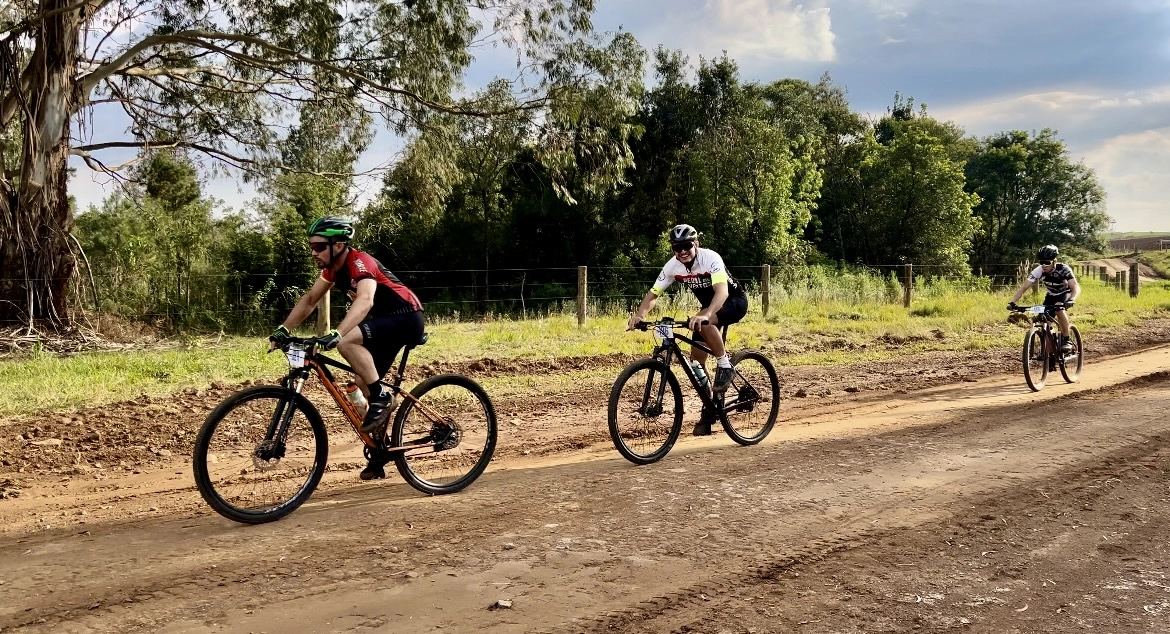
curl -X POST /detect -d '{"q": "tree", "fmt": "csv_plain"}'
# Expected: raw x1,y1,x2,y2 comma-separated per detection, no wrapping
671,56,819,271
259,91,375,313
756,74,868,262
0,0,644,326
74,150,216,326
818,96,978,268
861,123,979,268
966,129,1108,269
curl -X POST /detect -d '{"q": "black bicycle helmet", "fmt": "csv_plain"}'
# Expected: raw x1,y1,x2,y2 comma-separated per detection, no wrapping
1036,244,1059,261
669,224,699,244
307,216,355,241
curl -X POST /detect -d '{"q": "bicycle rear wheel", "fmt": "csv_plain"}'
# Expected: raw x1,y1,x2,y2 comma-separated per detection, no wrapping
719,350,780,445
192,386,328,524
1022,327,1048,392
391,374,497,495
1059,325,1083,383
607,358,683,465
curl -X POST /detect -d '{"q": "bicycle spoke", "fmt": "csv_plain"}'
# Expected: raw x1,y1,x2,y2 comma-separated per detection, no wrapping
392,376,496,494
722,351,779,445
194,388,327,522
608,359,682,464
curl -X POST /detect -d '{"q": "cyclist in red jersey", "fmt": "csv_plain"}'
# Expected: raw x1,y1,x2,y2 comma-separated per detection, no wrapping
268,217,424,480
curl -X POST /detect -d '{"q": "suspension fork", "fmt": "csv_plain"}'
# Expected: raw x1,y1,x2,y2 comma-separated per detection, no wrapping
266,368,310,441
641,343,674,414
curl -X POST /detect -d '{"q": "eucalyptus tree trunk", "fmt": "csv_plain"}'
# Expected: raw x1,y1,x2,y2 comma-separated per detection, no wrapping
0,0,80,325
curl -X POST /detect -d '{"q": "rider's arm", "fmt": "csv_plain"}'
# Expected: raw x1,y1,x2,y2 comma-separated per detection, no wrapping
280,275,334,330
698,281,729,320
1009,267,1042,304
1066,277,1080,302
334,277,377,336
1008,281,1029,304
630,264,675,328
628,291,659,329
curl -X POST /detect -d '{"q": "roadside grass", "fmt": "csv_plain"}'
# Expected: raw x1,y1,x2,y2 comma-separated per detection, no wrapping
1138,250,1170,278
3,276,1169,417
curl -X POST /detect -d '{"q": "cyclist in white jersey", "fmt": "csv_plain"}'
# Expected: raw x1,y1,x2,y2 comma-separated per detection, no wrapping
1008,244,1080,353
627,225,749,431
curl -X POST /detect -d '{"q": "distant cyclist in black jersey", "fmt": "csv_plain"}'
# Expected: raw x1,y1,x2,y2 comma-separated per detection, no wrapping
627,224,748,433
268,216,424,480
1008,244,1081,353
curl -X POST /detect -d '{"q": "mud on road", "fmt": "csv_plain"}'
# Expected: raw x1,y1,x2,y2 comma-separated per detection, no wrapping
2,322,1170,632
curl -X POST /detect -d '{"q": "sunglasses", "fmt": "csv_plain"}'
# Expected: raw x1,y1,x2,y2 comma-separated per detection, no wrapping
309,242,331,253
671,241,695,253
1039,260,1054,266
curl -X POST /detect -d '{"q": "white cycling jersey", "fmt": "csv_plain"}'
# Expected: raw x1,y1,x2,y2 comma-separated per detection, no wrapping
650,248,744,307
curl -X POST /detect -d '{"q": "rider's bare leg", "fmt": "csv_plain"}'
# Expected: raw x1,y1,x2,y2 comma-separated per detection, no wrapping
337,329,379,398
691,314,724,364
1056,308,1071,338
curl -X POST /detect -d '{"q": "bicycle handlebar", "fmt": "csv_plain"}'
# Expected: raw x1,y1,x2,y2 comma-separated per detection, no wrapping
630,317,710,331
1009,304,1067,313
268,335,331,354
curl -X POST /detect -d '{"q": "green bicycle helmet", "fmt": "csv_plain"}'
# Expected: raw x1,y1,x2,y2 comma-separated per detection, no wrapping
307,216,355,241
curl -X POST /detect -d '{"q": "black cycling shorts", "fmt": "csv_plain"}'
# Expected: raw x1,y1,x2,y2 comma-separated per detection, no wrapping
1043,292,1071,309
712,294,748,327
694,294,748,344
358,310,425,379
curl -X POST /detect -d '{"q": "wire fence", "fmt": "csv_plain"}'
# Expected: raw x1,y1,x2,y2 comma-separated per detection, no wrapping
2,260,1138,333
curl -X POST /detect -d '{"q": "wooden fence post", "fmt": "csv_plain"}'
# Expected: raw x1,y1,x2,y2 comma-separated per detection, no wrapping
1130,262,1140,297
577,266,587,328
1118,270,1127,291
761,264,771,318
316,291,330,335
1099,266,1108,283
903,264,912,308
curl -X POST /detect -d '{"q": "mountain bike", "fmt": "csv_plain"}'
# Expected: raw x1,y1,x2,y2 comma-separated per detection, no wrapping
1010,304,1082,392
608,317,780,465
192,333,497,524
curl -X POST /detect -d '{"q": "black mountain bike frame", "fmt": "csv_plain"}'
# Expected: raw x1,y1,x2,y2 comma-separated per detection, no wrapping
638,317,736,418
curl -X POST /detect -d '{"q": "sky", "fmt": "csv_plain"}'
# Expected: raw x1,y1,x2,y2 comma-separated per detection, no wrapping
69,0,1170,232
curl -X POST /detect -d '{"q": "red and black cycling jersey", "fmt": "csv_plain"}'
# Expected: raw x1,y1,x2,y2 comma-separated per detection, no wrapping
321,249,423,316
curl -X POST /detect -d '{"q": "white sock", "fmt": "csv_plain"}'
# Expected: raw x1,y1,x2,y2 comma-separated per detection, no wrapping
716,354,731,369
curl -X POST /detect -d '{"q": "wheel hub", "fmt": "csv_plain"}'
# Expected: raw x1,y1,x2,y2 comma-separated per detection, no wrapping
252,439,285,470
433,418,462,451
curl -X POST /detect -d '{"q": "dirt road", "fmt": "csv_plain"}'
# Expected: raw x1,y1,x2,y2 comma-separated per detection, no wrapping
3,344,1170,633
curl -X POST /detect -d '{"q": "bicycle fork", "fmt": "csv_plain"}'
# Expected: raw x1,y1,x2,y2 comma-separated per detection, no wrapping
639,366,668,417
258,373,309,461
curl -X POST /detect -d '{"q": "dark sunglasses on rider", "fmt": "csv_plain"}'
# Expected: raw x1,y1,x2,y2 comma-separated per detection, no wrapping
309,241,331,253
671,241,695,253
1038,259,1054,266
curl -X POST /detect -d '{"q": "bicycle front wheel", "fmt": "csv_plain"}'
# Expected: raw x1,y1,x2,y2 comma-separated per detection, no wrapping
1060,325,1083,383
719,350,780,445
391,374,497,495
607,358,683,465
192,386,328,524
1022,327,1048,392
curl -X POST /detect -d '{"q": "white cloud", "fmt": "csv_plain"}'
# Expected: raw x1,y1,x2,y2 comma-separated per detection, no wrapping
933,87,1170,232
1084,127,1170,232
932,86,1170,150
689,0,837,62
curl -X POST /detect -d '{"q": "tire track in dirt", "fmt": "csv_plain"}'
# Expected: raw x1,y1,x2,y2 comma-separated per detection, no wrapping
538,373,1170,633
3,351,1170,632
648,411,1170,633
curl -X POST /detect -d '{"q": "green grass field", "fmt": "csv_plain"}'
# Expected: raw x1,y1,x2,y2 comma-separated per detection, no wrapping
1106,231,1170,241
1139,251,1170,278
2,276,1169,417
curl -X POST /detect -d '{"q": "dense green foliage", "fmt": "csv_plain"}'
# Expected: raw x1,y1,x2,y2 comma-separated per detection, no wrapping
59,21,1112,332
2,0,644,324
